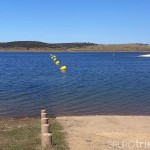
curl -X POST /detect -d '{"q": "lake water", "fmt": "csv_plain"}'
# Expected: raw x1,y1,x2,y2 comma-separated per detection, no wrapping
0,52,150,117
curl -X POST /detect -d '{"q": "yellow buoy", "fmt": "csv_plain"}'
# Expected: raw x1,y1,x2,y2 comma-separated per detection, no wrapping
60,66,67,71
53,58,56,61
55,61,60,65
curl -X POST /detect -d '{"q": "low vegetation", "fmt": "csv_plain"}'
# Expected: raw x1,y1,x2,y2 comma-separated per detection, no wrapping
0,41,96,51
50,120,68,150
0,117,68,150
0,41,150,52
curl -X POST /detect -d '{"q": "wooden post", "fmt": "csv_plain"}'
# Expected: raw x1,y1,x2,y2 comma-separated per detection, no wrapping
41,109,47,113
40,109,52,148
41,124,49,134
41,113,47,118
42,133,52,148
41,118,48,124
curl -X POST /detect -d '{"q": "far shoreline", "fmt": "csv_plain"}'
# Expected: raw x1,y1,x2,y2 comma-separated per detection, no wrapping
0,41,150,52
0,49,150,52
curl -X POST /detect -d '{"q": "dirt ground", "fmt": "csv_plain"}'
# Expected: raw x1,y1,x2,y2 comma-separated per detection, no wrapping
57,115,150,150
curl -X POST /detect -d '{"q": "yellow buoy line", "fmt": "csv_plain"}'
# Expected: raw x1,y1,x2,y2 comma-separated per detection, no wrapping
50,54,67,71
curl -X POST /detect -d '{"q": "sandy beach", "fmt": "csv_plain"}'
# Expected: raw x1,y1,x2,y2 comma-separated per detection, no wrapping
57,115,150,150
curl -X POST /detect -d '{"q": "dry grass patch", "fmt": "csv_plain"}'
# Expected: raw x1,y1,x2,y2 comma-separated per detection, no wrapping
0,117,41,150
0,117,68,150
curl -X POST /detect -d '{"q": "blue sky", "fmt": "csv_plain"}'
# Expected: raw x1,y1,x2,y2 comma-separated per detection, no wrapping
0,0,150,44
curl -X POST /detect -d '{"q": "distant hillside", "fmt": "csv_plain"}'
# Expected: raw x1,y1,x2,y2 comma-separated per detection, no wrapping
0,41,150,52
0,41,96,50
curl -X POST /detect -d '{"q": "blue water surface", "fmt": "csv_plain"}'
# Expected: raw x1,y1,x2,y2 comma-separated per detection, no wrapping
0,52,150,116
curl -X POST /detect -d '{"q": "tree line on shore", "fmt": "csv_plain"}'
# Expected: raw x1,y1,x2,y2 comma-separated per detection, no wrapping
0,41,96,49
0,41,149,51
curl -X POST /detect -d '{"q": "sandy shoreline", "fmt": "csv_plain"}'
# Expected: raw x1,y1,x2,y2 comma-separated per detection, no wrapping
57,115,150,150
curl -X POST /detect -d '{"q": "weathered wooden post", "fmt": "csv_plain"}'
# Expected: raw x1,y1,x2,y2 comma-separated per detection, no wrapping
41,118,48,124
42,133,52,148
40,109,52,148
41,109,47,113
41,112,47,118
41,124,49,134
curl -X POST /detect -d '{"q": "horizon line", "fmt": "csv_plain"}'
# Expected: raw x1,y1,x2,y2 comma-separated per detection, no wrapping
0,41,149,45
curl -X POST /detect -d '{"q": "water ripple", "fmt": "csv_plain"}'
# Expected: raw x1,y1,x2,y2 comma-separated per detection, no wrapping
0,52,150,116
